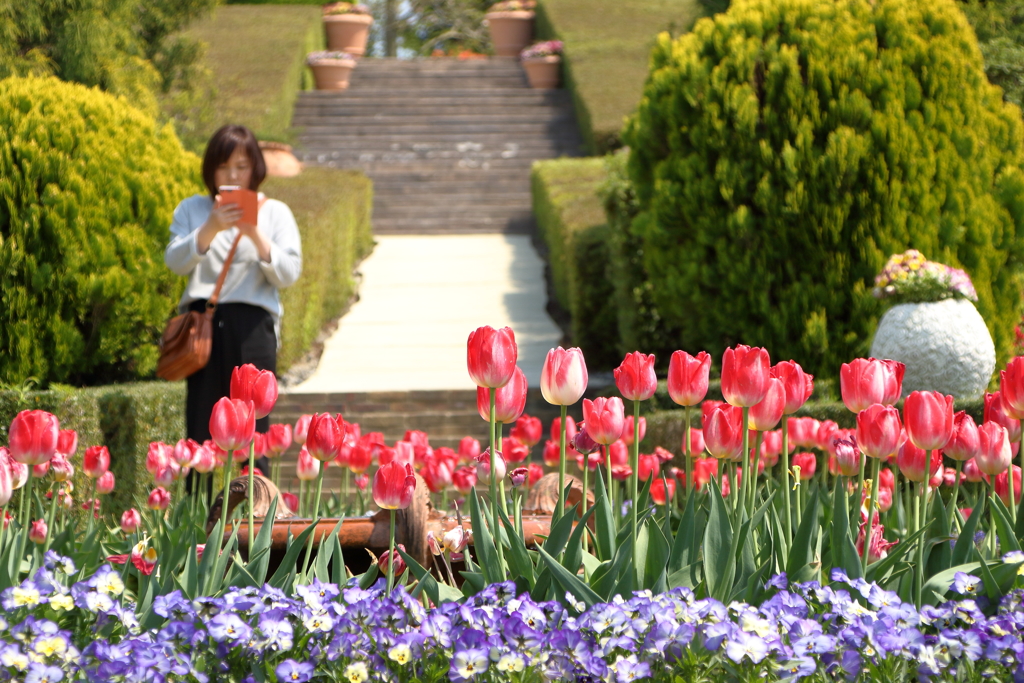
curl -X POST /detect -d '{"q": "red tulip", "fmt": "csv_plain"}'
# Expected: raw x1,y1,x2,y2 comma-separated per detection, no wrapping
792,452,817,480
771,361,814,415
667,350,711,407
131,542,158,576
986,392,1022,443
720,345,771,408
355,473,369,491
541,347,588,405
266,424,293,457
760,430,782,460
305,413,343,462
748,377,786,431
621,415,646,446
1000,356,1024,419
0,456,10,507
281,491,299,512
229,363,278,419
452,466,477,494
550,416,577,443
904,391,954,451
857,523,896,564
294,414,313,445
685,428,706,456
209,398,255,452
147,487,171,511
691,458,719,490
615,352,657,402
29,519,47,544
815,420,839,452
651,477,675,505
121,508,142,533
612,464,633,481
8,410,60,466
703,404,745,461
5,452,26,492
296,447,320,481
145,442,171,477
510,415,542,447
542,440,560,467
373,460,417,510
467,326,518,389
996,466,1023,507
81,445,110,479
637,454,660,481
96,471,115,495
701,400,725,427
840,358,904,413
349,436,375,474
833,436,861,477
964,458,987,483
504,436,530,463
582,397,625,445
943,412,981,462
191,443,217,474
897,441,943,484
476,366,528,424
787,417,821,448
420,458,453,493
56,429,78,458
458,437,481,462
527,462,544,486
976,421,1012,476
856,404,903,461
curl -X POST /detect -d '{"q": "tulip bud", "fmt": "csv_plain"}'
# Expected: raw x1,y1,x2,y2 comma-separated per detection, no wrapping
8,410,60,466
510,414,542,447
29,519,47,544
147,487,171,511
378,543,407,577
209,398,256,452
748,377,786,431
976,422,1012,476
83,445,111,478
296,447,321,482
56,429,78,458
614,351,657,402
476,366,528,424
833,436,861,477
96,471,115,495
32,462,49,478
373,460,417,510
509,466,529,488
541,346,588,406
121,508,142,534
467,326,518,389
230,363,278,419
667,350,711,407
571,426,600,455
721,345,771,408
582,397,625,445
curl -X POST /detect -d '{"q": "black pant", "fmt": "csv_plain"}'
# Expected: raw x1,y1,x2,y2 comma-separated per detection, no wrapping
186,301,274,479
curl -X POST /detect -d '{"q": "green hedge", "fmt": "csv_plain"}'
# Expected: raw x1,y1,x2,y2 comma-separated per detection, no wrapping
0,382,184,526
265,168,375,373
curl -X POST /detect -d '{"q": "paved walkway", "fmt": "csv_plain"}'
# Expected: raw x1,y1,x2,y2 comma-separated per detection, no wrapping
289,234,563,393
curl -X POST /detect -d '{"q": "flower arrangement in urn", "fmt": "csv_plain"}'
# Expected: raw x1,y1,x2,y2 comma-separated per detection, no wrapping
306,51,357,90
869,248,993,399
321,2,374,56
872,249,978,304
520,40,563,89
520,39,563,59
322,1,371,14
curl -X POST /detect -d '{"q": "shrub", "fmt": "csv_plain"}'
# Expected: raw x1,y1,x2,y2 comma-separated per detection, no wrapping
264,168,375,373
623,0,1024,382
0,77,202,387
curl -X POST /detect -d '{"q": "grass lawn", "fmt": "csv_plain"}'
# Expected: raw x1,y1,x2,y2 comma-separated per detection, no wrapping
536,0,703,152
176,4,324,149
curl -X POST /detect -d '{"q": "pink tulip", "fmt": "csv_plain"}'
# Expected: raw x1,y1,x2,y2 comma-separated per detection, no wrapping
1000,356,1024,419
145,442,172,477
56,430,78,458
476,450,507,482
904,391,954,451
0,454,11,507
614,351,657,402
840,358,904,413
785,417,819,448
748,377,786,431
550,416,577,443
32,462,49,479
378,544,407,577
720,345,771,408
996,466,1023,507
651,477,675,505
976,422,1012,476
458,436,481,462
121,508,142,534
943,412,981,462
305,413,343,462
503,436,529,463
856,404,904,460
621,415,646,446
607,439,628,467
6,454,26,491
792,452,816,480
985,392,1022,444
8,410,60,466
686,428,706,456
964,458,987,483
467,326,518,389
209,398,256,452
147,487,171,511
294,414,313,445
476,365,528,424
771,361,814,415
541,347,588,406
452,466,477,494
29,519,47,544
897,441,943,484
703,404,745,461
510,414,542,447
509,467,529,488
50,454,74,482
857,523,896,564
815,420,839,452
265,423,293,457
191,443,217,474
667,350,711,407
582,397,625,445
230,363,278,419
373,460,417,510
96,471,115,495
761,430,783,459
833,436,861,477
420,458,453,493
527,462,544,486
296,447,321,481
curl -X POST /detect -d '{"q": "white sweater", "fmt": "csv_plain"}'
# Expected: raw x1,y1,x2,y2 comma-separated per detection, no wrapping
164,193,303,345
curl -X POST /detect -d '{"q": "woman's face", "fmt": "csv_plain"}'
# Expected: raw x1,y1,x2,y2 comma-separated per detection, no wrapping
214,146,253,190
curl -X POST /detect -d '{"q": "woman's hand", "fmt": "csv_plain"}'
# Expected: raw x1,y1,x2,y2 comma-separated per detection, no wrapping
197,195,243,254
236,218,273,263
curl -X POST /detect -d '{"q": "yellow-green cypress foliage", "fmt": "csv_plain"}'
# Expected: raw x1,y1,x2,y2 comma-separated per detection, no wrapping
0,77,202,386
623,0,1024,379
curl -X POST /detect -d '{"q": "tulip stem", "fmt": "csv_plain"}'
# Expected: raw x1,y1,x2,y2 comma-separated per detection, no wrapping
386,508,396,595
683,406,691,500
581,459,589,554
949,460,964,534
42,482,58,554
555,405,568,527
300,465,326,579
85,479,97,539
298,480,306,518
0,504,7,557
488,389,505,572
14,476,35,580
863,458,881,574
497,432,508,518
915,479,924,607
793,474,802,528
1015,432,1023,525
749,430,762,514
855,455,866,531
738,407,750,521
989,476,999,560
247,440,256,554
343,469,351,514
631,399,640,579
781,418,792,548
219,462,232,552
605,447,615,521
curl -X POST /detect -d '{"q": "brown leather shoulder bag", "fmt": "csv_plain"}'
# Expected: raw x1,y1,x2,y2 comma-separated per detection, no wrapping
156,233,243,381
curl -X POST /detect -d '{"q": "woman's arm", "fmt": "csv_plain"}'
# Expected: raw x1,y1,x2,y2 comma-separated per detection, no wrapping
253,200,303,289
165,195,244,274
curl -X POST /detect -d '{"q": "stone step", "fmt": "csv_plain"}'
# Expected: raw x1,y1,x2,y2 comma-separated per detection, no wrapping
298,149,575,165
373,195,531,208
294,98,572,111
295,135,578,148
303,159,551,174
293,112,576,126
371,216,536,234
296,122,578,135
373,204,532,217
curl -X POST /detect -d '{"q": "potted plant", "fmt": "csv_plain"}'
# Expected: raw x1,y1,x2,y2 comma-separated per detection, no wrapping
323,2,374,57
484,0,535,57
869,249,995,399
520,40,563,89
307,51,358,91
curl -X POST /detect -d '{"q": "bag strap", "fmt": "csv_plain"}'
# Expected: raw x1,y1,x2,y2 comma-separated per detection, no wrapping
206,232,244,311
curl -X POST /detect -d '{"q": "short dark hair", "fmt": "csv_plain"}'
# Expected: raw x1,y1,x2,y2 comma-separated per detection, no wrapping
201,125,267,197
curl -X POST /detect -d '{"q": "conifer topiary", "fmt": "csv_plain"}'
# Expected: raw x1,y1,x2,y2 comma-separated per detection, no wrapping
0,77,202,386
623,0,1024,379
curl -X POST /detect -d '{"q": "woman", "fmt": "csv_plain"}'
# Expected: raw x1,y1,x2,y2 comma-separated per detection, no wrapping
165,124,302,475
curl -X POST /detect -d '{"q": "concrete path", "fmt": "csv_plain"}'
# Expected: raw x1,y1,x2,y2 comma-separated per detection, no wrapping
289,234,563,393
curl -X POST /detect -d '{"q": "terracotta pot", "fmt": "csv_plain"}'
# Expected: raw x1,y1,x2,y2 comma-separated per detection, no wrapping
485,10,535,57
522,54,561,88
309,58,357,90
323,14,374,56
259,142,303,178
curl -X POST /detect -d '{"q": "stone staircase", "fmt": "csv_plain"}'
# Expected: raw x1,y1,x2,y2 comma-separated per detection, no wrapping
291,57,584,234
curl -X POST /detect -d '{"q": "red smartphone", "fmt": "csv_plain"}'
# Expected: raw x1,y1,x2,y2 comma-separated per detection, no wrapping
218,186,258,226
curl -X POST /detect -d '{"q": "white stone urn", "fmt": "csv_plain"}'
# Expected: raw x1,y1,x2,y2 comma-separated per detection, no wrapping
869,298,995,400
